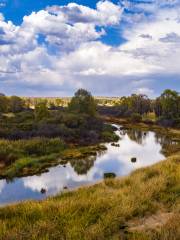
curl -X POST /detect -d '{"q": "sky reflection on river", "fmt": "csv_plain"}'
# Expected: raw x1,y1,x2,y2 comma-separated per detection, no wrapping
0,126,166,205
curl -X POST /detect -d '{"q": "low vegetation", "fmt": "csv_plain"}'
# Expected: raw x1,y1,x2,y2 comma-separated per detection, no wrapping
0,138,107,179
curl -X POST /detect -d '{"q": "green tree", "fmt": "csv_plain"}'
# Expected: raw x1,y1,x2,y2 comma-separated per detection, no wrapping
128,94,151,115
9,96,25,113
68,89,97,116
0,96,9,113
55,98,63,107
34,100,49,121
155,89,179,119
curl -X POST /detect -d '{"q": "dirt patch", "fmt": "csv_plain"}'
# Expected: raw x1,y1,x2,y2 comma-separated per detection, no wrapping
127,212,174,232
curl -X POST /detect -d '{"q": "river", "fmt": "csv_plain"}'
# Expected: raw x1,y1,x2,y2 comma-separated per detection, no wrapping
0,124,174,206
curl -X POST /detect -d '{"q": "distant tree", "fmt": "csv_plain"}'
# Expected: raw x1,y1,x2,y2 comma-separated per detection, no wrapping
9,96,25,113
129,94,151,115
155,89,179,119
24,98,31,109
0,96,9,113
68,89,97,116
55,98,63,107
34,100,49,121
119,94,151,116
154,98,162,117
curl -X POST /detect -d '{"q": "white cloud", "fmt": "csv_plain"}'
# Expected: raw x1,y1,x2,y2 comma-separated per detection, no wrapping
47,0,123,26
0,1,180,96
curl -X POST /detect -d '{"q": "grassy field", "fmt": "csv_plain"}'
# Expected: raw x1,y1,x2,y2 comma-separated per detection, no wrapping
0,152,179,240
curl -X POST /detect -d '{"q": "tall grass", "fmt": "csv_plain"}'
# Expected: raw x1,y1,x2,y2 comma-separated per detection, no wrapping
0,137,66,163
0,153,179,240
0,138,66,178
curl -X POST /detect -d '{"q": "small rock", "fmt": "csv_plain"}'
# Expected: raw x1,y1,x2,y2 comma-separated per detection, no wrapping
40,188,46,194
104,172,116,179
111,143,120,147
131,157,137,163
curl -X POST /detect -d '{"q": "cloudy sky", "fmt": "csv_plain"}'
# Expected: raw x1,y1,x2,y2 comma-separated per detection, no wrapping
0,0,180,97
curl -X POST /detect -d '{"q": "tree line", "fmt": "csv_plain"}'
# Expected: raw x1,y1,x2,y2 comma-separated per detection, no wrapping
98,89,180,127
0,89,180,127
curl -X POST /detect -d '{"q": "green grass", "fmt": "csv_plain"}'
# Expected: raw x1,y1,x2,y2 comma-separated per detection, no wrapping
0,137,66,160
0,153,179,240
0,137,66,179
0,138,107,179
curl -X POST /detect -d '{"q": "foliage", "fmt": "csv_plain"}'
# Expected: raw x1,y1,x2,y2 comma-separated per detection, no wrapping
0,137,65,164
68,89,97,116
130,113,142,123
9,96,25,113
0,96,9,113
154,89,180,122
34,100,49,121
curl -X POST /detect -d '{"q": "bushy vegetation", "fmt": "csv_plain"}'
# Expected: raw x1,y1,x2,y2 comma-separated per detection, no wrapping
0,137,65,162
0,89,117,145
0,152,179,239
98,89,180,128
154,89,180,127
68,89,97,117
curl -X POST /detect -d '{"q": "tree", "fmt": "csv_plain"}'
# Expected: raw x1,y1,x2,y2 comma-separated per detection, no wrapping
0,96,9,113
9,96,25,113
119,94,151,116
68,89,97,116
34,100,49,121
55,98,63,107
155,89,180,119
128,94,151,115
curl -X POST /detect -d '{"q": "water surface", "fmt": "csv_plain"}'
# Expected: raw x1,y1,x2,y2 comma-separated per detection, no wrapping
0,125,172,206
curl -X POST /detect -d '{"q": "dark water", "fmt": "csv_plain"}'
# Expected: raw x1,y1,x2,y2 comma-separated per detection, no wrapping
0,125,174,206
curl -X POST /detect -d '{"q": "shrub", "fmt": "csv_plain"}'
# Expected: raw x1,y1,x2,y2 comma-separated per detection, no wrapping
130,113,142,123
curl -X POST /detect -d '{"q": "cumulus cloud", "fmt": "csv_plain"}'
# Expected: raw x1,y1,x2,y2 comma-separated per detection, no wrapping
0,1,180,96
47,1,122,26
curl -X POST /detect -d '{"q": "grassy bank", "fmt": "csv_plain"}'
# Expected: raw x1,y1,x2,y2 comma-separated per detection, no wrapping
0,152,179,240
0,138,107,179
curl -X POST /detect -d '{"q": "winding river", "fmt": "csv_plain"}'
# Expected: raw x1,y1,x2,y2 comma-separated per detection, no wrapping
0,125,174,206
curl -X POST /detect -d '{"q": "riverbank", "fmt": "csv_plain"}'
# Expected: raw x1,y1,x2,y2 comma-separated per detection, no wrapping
103,116,180,156
0,151,179,240
0,142,107,179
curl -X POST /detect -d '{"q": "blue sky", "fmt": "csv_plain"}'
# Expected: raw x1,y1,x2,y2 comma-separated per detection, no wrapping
0,0,180,97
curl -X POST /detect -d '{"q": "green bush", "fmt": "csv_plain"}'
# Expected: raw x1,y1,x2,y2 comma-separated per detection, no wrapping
101,131,119,142
130,113,142,123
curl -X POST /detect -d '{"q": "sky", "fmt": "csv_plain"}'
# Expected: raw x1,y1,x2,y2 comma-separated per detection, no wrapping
0,0,180,97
